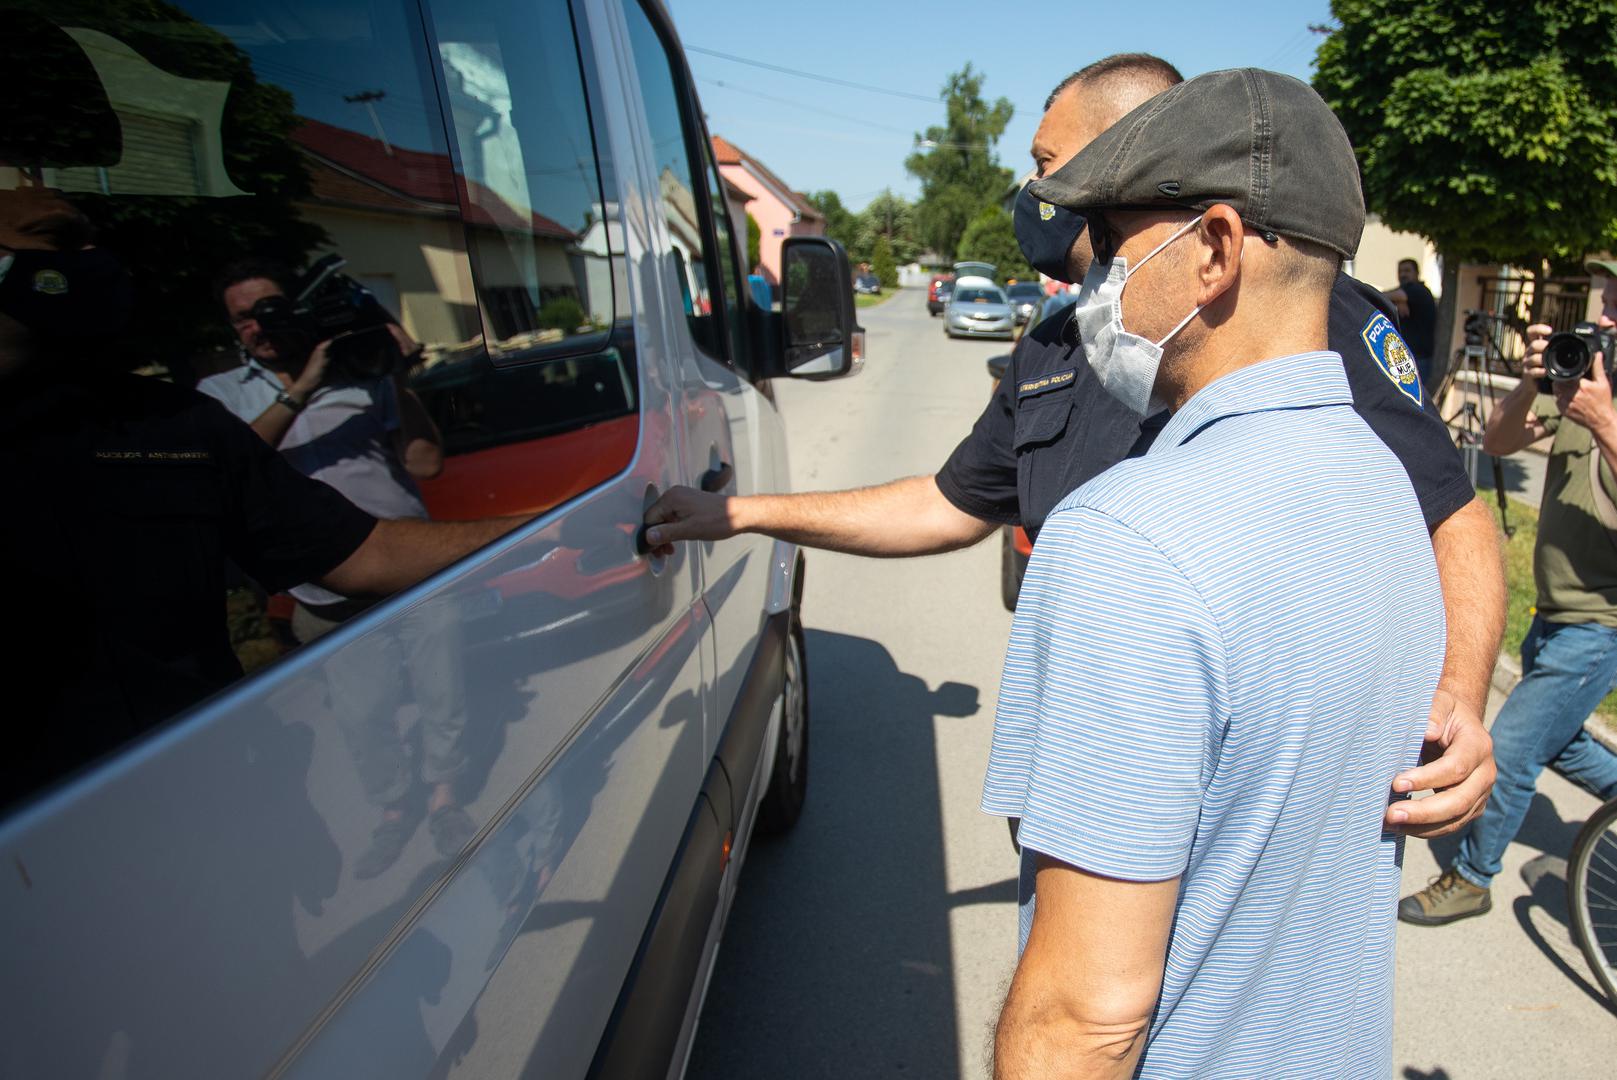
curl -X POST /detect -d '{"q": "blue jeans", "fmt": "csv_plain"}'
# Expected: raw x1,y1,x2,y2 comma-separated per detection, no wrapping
1454,616,1617,888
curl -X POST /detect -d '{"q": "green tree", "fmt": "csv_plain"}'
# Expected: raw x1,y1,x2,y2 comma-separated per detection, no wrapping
956,206,1034,284
870,234,898,288
746,211,762,272
804,189,861,257
1313,0,1617,380
906,65,1015,261
855,188,920,266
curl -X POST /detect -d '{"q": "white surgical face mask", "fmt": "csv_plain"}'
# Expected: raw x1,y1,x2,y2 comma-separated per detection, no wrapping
1074,214,1208,415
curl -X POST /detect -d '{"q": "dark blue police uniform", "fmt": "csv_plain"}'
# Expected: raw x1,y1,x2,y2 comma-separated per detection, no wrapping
937,273,1473,541
2,371,378,805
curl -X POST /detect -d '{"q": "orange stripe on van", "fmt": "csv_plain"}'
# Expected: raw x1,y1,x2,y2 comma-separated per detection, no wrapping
418,414,640,521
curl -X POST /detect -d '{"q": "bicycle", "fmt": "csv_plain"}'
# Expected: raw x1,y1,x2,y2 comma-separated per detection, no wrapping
1568,793,1617,1006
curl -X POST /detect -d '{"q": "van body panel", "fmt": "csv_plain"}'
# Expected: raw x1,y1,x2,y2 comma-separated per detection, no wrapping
0,0,849,1074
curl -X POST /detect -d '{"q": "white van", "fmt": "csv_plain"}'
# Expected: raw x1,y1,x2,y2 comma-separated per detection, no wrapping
0,1,857,1076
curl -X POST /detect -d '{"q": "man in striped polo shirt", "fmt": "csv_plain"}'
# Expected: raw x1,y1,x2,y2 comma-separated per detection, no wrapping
984,70,1447,1078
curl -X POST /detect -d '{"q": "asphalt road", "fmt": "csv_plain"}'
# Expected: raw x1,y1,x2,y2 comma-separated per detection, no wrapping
687,288,1617,1079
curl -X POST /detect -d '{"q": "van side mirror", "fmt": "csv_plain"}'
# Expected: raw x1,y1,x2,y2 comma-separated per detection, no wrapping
779,237,861,379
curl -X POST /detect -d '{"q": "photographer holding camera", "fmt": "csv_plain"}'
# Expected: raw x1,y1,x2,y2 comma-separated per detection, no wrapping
1401,260,1617,927
198,258,445,639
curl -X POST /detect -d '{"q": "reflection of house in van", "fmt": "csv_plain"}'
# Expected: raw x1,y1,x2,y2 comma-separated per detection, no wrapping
711,135,823,289
291,121,608,357
38,26,249,199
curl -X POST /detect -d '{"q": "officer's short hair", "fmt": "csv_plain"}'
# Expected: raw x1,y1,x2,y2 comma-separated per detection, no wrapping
214,258,295,308
1044,54,1184,113
1274,236,1340,295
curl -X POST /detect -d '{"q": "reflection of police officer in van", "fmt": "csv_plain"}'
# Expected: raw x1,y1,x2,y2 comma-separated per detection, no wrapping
0,187,526,809
646,54,1502,839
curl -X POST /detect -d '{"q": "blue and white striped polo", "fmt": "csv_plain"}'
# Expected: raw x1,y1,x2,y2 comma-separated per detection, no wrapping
982,351,1446,1078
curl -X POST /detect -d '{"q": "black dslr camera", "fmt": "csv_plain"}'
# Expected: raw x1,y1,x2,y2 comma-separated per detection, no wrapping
1539,321,1617,391
249,254,400,383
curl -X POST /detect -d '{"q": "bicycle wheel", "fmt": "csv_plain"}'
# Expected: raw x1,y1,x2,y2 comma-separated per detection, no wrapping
1567,795,1617,1006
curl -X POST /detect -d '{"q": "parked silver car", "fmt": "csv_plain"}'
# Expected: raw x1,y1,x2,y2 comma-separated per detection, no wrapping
0,2,860,1077
1006,282,1045,325
945,278,1016,339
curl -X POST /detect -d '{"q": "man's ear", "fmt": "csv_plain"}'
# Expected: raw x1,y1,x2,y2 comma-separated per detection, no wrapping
1195,204,1243,309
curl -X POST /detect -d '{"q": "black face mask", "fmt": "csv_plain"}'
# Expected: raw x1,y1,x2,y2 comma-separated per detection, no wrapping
0,245,133,339
1013,182,1087,283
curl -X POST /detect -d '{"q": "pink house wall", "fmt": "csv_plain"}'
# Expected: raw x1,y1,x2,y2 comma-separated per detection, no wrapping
718,162,823,286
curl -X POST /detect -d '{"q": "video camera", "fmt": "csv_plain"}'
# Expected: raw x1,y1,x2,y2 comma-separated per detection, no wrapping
1538,321,1617,392
249,254,400,383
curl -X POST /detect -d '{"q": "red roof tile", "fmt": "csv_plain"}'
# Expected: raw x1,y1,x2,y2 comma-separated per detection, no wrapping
710,134,823,222
293,120,576,241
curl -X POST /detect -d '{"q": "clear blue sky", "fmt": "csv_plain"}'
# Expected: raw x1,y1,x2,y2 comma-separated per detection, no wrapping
666,0,1334,211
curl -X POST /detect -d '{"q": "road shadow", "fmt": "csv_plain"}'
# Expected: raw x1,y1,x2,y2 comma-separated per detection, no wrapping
1513,853,1617,1016
1426,792,1584,870
686,630,986,1080
1402,1068,1453,1080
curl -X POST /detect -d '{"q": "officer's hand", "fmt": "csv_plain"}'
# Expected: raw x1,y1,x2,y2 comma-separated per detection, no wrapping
1521,323,1552,382
1385,686,1494,838
643,486,740,556
1553,353,1617,436
291,340,334,397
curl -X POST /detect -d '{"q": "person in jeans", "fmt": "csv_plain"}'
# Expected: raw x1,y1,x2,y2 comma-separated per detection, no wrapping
1401,260,1617,925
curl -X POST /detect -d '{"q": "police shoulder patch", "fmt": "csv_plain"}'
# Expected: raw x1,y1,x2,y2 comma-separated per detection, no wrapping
1360,312,1422,408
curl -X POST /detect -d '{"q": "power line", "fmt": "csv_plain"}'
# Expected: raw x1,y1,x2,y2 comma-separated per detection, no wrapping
686,45,941,104
699,77,915,136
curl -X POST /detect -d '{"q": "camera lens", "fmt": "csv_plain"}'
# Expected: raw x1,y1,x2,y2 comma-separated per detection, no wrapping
1545,333,1593,381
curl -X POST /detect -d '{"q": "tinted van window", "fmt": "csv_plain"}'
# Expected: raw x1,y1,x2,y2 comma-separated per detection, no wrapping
0,0,630,805
623,0,733,365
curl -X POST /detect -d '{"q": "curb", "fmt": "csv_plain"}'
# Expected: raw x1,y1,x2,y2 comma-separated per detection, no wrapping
1491,651,1617,755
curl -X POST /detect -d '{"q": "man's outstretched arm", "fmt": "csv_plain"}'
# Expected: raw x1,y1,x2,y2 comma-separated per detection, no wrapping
319,516,531,598
1388,495,1502,837
643,474,996,558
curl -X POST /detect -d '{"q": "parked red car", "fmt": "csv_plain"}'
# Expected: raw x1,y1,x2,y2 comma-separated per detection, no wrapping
927,275,954,317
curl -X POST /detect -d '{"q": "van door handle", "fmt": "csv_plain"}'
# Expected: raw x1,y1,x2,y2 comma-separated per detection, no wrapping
701,462,734,493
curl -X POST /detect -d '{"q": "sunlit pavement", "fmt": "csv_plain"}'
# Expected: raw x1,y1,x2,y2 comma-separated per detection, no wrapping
687,289,1617,1079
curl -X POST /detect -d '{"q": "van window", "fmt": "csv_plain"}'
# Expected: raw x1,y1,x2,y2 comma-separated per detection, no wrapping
0,0,632,806
623,1,735,367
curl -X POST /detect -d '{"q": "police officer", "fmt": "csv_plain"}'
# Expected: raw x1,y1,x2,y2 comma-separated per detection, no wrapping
0,188,525,806
644,53,1500,836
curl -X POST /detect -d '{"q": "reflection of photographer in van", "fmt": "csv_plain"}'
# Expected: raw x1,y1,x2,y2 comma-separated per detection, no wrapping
198,257,446,640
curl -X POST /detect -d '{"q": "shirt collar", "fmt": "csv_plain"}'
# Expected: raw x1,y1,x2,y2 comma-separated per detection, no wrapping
237,355,278,385
1150,351,1352,454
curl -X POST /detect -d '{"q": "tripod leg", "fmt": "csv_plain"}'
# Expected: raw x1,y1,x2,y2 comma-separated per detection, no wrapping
1491,454,1512,536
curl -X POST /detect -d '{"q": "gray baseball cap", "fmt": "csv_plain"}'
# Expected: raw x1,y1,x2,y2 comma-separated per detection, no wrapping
1029,68,1365,259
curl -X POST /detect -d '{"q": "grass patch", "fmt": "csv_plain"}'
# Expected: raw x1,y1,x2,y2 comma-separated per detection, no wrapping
1475,487,1617,726
855,289,896,309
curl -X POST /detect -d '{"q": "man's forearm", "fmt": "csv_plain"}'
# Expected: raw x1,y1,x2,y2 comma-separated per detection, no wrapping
248,399,300,446
1589,413,1617,484
1480,380,1541,456
735,476,992,555
648,474,996,557
995,1001,1147,1080
320,515,530,597
1431,497,1506,714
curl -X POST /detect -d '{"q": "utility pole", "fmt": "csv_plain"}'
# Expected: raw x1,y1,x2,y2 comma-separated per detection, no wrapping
344,90,392,156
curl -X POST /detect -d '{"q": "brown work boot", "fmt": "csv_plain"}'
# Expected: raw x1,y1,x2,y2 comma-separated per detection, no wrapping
1398,867,1492,927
